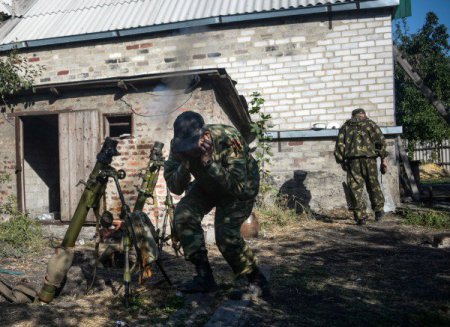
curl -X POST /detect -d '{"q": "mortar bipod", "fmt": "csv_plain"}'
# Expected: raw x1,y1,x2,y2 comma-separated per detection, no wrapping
104,161,172,306
96,141,172,305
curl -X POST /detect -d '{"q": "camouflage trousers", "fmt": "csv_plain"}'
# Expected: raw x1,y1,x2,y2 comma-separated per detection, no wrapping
174,184,257,276
347,157,384,219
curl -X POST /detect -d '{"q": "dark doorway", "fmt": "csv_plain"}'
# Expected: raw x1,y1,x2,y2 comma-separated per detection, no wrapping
22,115,60,217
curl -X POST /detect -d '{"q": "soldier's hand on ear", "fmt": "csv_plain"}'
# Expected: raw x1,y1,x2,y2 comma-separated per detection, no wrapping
200,132,213,166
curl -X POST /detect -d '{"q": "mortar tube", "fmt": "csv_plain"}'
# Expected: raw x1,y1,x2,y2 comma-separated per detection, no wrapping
133,142,164,213
62,163,107,247
39,137,119,303
39,162,108,303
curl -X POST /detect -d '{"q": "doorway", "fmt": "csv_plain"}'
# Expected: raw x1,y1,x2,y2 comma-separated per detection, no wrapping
21,115,60,218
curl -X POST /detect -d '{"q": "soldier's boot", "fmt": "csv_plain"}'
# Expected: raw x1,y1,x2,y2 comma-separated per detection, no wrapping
356,215,367,226
229,267,270,300
179,252,217,293
354,213,367,226
246,267,271,299
375,210,384,222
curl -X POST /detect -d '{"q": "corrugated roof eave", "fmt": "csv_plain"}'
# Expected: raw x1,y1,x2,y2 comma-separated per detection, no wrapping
0,0,400,50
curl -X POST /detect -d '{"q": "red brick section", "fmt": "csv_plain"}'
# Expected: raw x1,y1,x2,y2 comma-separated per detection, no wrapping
29,57,40,62
140,43,153,48
57,70,69,76
137,143,152,150
288,141,304,146
193,54,206,60
126,44,139,50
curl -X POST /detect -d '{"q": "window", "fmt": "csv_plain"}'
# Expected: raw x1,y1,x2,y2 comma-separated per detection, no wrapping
104,114,132,138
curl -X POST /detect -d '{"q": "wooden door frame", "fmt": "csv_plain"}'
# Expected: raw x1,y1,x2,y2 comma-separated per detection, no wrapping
58,110,101,222
15,117,25,212
14,112,60,213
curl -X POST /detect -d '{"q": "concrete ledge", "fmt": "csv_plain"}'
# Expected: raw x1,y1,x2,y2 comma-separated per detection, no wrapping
266,126,403,140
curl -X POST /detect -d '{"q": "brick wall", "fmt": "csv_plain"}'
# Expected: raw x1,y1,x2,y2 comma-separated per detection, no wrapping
0,116,16,217
0,8,400,219
270,138,400,214
2,85,232,221
8,9,395,130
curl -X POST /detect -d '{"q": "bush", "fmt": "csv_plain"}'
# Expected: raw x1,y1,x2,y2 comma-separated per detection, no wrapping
403,209,450,229
0,175,46,257
255,196,309,230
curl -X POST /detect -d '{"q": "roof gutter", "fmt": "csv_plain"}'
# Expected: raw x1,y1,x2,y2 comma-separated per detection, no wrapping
0,0,399,52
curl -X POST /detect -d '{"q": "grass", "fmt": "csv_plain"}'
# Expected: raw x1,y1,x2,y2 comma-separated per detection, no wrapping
124,292,185,324
0,212,47,258
254,197,309,230
420,177,450,185
402,209,450,229
0,195,47,257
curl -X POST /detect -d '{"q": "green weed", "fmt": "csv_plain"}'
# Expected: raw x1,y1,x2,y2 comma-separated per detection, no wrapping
255,197,309,229
125,292,184,323
0,211,46,257
420,177,450,185
402,209,450,229
0,175,46,257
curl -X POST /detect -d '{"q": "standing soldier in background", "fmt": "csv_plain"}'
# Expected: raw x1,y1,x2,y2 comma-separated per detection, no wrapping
164,111,268,296
334,108,388,225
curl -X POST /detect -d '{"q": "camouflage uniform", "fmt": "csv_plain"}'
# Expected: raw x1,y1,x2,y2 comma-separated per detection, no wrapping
334,117,388,220
164,124,260,276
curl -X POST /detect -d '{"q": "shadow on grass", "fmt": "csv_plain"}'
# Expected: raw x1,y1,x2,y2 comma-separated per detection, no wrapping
0,247,187,327
245,223,450,327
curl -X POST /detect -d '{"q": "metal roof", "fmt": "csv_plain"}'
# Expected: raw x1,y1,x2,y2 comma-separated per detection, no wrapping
0,0,398,48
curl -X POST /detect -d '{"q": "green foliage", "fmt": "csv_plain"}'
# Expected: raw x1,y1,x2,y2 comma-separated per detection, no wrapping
420,177,450,185
255,197,308,230
0,49,43,104
125,293,184,323
394,12,450,146
249,92,273,198
402,209,450,229
0,205,46,258
0,172,11,183
0,174,46,257
0,12,8,23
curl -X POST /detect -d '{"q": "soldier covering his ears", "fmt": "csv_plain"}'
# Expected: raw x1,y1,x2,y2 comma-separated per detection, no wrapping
334,108,388,225
164,111,268,295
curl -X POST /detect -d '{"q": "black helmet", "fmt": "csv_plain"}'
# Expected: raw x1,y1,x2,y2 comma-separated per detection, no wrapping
172,111,205,153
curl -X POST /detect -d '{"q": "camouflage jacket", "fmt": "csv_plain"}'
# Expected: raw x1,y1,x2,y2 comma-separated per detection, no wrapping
164,124,260,201
334,118,388,164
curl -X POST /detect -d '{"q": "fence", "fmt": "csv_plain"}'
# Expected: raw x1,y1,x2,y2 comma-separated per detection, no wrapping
403,139,450,169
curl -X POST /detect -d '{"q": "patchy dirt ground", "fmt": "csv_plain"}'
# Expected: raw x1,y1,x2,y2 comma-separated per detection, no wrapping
1,214,449,327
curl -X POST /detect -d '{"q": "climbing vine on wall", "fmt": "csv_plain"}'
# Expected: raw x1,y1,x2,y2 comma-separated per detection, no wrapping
0,49,43,106
248,92,273,199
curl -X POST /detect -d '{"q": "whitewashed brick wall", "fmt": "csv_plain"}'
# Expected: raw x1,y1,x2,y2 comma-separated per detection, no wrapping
1,8,400,215
12,9,395,130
